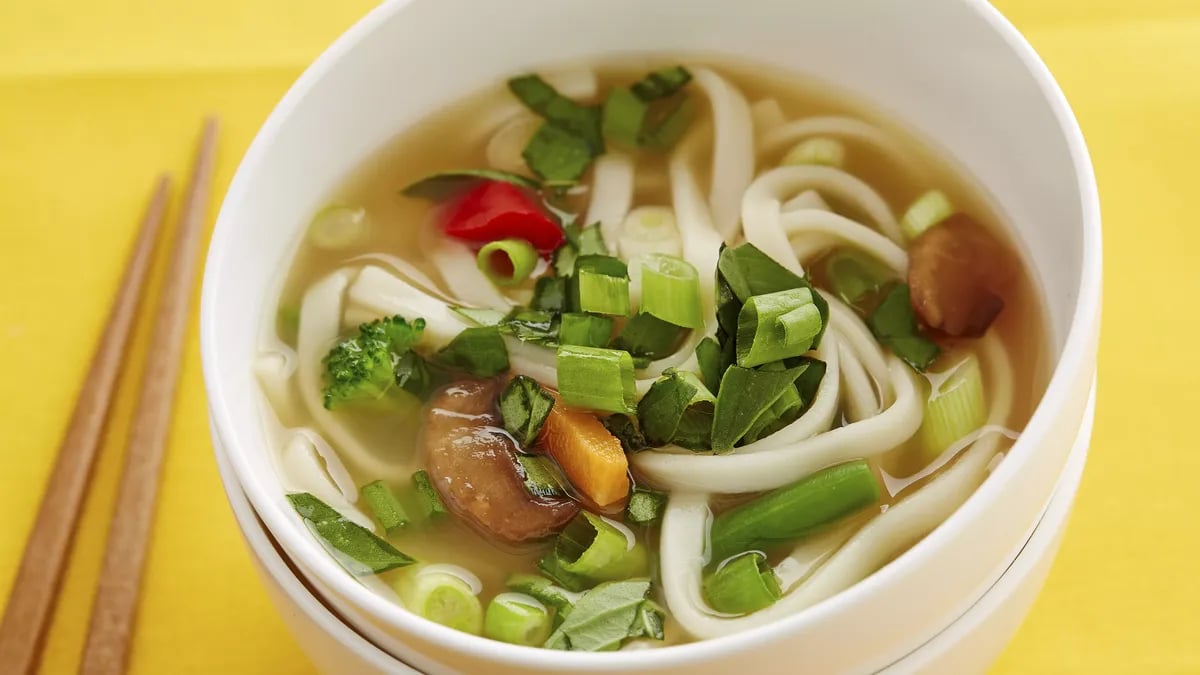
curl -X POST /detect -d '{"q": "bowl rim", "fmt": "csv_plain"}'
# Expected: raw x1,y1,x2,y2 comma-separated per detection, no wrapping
200,0,1102,668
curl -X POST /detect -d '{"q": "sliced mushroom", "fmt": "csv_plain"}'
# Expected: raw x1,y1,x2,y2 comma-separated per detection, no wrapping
422,379,579,544
907,213,1015,337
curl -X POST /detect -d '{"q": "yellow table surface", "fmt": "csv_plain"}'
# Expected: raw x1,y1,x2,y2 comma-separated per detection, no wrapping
1,0,1195,672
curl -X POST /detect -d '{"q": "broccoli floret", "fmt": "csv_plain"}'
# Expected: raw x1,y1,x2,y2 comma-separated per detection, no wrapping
322,316,426,409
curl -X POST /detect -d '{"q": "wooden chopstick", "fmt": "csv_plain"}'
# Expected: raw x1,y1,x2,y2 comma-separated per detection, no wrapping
0,175,172,675
78,118,219,675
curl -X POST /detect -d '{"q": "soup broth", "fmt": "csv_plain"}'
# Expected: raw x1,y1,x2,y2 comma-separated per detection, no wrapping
259,57,1049,650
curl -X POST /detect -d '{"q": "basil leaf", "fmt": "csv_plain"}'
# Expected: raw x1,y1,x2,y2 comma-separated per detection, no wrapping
508,75,604,153
637,370,716,450
532,276,568,313
287,493,415,576
695,337,726,394
524,122,596,184
611,313,682,359
711,364,808,453
435,326,510,377
499,308,560,345
602,414,647,454
515,454,569,499
394,351,433,399
543,580,654,651
501,375,556,447
717,243,829,347
630,66,693,100
401,168,540,201
640,96,695,150
867,284,941,371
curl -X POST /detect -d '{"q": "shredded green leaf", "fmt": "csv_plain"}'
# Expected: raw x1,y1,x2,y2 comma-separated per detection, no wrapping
637,370,716,450
523,122,597,184
611,313,683,360
450,306,506,327
499,308,560,346
435,326,510,377
710,364,808,453
602,414,647,454
543,579,655,651
508,75,604,152
867,284,941,371
500,375,556,447
531,276,568,313
695,337,727,394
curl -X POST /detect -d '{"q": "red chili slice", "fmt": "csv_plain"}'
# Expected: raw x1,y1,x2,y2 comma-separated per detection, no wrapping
440,180,564,255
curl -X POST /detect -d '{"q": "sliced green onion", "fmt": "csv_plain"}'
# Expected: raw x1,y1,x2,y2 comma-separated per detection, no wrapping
307,205,369,251
556,345,636,413
781,137,846,168
617,206,682,259
824,250,892,307
516,454,569,499
602,86,648,148
630,66,693,100
411,470,448,522
710,364,807,453
505,574,579,617
477,238,539,287
639,254,702,328
451,306,506,327
287,493,415,575
559,312,614,347
637,370,715,450
736,288,821,367
435,326,510,377
612,312,683,360
626,487,667,526
531,276,567,313
485,593,554,646
900,189,954,240
919,353,987,461
602,414,647,454
396,566,483,635
360,480,409,534
708,460,880,563
555,512,648,582
640,96,694,150
575,270,630,315
703,552,781,615
537,552,592,592
867,284,940,372
500,375,556,447
553,242,578,277
401,169,540,201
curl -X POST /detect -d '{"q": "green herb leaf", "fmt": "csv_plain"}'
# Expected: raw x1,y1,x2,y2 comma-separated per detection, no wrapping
401,168,541,201
500,375,556,447
515,454,569,499
602,414,647,454
611,313,683,359
508,75,605,152
553,242,579,277
867,284,941,371
411,470,448,521
825,250,893,308
435,326,510,377
637,370,716,450
640,96,695,150
626,488,667,526
499,308,560,346
523,122,597,184
394,351,434,400
578,222,608,255
710,364,808,453
695,337,727,394
360,481,409,534
790,356,827,412
543,579,654,651
505,574,579,618
531,276,568,313
287,493,415,575
538,552,592,592
601,86,647,147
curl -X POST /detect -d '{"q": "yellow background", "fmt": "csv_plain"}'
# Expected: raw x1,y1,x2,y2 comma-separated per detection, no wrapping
0,0,1195,672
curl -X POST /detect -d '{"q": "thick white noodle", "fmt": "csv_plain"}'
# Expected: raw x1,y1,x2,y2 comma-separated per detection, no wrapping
659,336,1014,640
691,68,755,242
348,252,449,302
758,116,912,170
297,270,413,478
429,238,513,309
772,519,862,592
825,297,893,404
782,189,831,213
486,113,541,175
749,98,787,137
838,340,879,422
632,353,921,494
586,152,636,250
743,165,902,275
278,432,375,529
782,209,909,274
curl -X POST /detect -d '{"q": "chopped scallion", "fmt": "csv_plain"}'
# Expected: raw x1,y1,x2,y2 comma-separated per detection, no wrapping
639,254,703,328
919,353,987,462
824,250,892,307
900,189,954,240
602,414,647,454
307,205,369,251
556,345,637,413
485,593,553,646
360,480,409,534
515,454,569,499
505,574,579,617
411,470,448,521
602,86,647,148
559,312,614,347
736,288,821,367
499,308,559,345
477,238,539,286
555,512,648,582
396,567,483,635
575,270,630,316
531,276,568,312
703,552,781,615
451,306,506,327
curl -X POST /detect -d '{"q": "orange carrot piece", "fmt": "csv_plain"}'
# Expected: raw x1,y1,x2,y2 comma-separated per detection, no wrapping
539,405,630,508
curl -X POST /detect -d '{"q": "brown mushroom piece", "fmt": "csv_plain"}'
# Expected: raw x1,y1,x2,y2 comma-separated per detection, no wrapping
421,379,579,544
907,213,1016,337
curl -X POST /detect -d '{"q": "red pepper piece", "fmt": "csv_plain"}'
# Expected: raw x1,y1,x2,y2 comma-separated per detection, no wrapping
440,180,564,255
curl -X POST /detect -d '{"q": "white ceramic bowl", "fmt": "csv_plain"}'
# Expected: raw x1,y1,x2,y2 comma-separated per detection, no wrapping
200,0,1102,672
